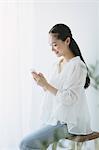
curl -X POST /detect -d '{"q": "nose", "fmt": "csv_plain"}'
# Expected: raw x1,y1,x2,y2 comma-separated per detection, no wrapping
52,46,55,51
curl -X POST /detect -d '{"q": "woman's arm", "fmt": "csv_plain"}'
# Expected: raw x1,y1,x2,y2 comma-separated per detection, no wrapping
44,83,58,95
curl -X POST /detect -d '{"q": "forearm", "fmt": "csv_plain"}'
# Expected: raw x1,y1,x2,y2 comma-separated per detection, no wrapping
44,83,58,95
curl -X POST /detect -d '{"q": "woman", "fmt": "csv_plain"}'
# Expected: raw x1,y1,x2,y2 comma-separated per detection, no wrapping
19,23,92,150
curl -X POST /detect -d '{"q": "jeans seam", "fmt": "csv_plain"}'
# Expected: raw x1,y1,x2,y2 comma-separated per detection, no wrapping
23,143,40,150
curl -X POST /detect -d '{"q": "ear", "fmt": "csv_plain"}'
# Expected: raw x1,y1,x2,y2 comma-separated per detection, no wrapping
65,37,70,46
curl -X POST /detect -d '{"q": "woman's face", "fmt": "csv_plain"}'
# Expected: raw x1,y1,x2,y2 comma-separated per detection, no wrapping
49,33,70,57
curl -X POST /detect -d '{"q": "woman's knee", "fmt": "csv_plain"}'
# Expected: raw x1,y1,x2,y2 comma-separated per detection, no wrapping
19,138,31,150
19,136,47,150
19,137,38,150
19,139,25,150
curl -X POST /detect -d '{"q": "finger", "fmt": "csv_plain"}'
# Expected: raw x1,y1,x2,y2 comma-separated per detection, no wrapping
36,77,40,84
32,74,37,80
33,73,38,78
32,75,39,82
32,72,38,75
38,72,44,77
33,78,36,81
33,76,39,82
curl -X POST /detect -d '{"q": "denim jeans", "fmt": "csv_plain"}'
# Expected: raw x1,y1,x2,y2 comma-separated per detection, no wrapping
19,121,72,150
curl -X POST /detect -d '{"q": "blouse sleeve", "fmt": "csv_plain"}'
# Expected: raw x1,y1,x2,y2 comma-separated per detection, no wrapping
55,62,87,106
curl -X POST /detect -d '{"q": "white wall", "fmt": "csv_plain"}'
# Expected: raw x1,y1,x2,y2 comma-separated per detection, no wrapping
0,0,98,149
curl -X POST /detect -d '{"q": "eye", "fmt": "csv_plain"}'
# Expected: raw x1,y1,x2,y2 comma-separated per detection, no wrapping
53,44,57,47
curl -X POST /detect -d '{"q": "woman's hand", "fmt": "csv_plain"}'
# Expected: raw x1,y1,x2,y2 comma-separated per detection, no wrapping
32,71,58,95
32,71,48,90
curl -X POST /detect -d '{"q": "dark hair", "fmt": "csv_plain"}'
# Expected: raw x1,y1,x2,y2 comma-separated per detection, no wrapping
49,23,90,89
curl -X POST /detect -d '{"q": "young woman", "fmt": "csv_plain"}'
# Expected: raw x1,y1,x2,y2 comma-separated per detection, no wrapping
19,24,92,150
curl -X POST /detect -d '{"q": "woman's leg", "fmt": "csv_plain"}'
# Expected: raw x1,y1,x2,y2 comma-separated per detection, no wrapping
19,121,72,150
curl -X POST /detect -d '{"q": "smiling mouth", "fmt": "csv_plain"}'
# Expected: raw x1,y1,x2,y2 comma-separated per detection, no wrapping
55,51,59,54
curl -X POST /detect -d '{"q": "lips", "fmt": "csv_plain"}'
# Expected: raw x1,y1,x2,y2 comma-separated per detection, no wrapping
55,51,59,54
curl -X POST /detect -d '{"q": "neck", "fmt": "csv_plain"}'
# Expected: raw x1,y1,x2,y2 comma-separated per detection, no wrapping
63,50,75,63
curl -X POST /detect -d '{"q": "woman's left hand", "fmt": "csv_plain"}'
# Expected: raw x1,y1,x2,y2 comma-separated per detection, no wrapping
32,72,48,89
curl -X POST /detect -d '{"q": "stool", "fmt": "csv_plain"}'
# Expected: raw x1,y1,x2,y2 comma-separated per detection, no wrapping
65,132,99,150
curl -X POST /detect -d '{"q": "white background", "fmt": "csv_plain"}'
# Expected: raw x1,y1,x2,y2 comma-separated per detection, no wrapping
0,0,99,149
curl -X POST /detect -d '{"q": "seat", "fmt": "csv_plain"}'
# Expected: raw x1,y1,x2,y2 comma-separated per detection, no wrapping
66,132,99,142
64,132,99,150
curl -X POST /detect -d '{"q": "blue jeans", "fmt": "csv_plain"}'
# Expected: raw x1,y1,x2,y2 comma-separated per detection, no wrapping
19,121,72,150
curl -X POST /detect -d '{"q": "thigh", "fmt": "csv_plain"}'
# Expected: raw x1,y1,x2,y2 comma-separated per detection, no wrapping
20,122,70,150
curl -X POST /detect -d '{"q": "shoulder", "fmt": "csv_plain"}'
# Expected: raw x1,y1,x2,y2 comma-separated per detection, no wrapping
69,56,86,69
68,56,87,75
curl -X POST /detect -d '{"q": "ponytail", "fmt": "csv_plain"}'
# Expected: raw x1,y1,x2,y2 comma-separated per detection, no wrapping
69,38,90,89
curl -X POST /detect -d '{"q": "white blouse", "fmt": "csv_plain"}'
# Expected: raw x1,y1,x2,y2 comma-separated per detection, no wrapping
40,56,93,135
